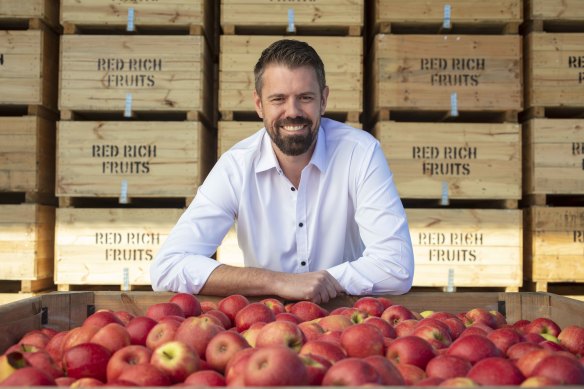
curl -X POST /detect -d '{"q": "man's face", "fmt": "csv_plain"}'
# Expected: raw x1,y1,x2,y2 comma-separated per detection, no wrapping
254,64,329,157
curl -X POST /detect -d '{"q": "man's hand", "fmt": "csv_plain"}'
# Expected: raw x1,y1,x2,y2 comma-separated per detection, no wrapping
273,270,345,304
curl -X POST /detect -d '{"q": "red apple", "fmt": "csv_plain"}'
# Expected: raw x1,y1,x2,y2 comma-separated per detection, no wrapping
241,322,265,347
413,324,452,349
45,331,68,369
218,294,249,325
318,314,353,332
513,319,532,334
175,316,224,358
224,348,257,385
516,349,554,377
62,343,111,382
289,301,329,322
318,330,342,345
126,316,158,346
234,302,275,332
117,363,172,386
442,317,466,340
520,375,561,387
464,308,498,329
255,320,304,351
467,357,525,385
363,316,396,338
184,370,226,386
417,376,445,386
90,323,131,354
0,366,56,386
530,354,584,384
299,340,346,364
558,325,584,356
439,377,479,387
489,310,508,328
18,331,50,350
40,328,58,339
353,296,385,317
525,318,562,338
446,334,501,364
55,376,77,386
524,332,546,344
0,352,30,382
145,319,181,351
170,293,202,317
394,319,419,337
106,345,152,382
205,331,250,373
275,312,302,324
395,363,427,385
381,304,415,325
146,302,185,321
364,355,405,385
244,346,308,386
70,377,104,387
341,323,384,358
260,298,285,315
22,350,63,379
201,301,218,313
507,341,543,361
297,321,325,342
322,357,381,386
113,311,135,326
487,327,523,354
62,326,99,351
150,340,200,383
83,310,124,330
425,354,472,380
386,335,436,369
299,353,332,386
203,309,232,330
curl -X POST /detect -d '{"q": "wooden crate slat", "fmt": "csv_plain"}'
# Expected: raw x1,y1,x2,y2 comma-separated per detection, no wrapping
528,0,584,22
0,0,59,30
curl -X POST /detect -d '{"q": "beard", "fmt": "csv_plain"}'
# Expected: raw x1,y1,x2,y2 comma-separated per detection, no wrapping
266,116,319,156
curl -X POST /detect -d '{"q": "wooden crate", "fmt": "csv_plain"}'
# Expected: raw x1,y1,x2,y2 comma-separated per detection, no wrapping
524,119,584,198
220,0,364,36
370,34,522,116
407,208,523,291
0,115,55,197
0,0,59,30
55,208,184,289
219,35,362,120
60,0,214,36
59,35,212,120
56,121,214,199
0,204,55,292
218,120,362,155
0,28,58,110
526,0,584,27
372,0,522,34
526,33,584,111
525,206,584,292
372,121,521,201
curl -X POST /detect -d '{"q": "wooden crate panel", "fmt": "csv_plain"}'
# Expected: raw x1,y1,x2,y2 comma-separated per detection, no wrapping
526,207,584,284
55,208,184,286
0,204,54,281
0,29,58,109
371,34,522,112
527,0,584,22
524,119,584,195
0,116,55,194
526,33,584,109
373,0,521,30
220,0,363,32
59,35,211,116
0,0,59,29
61,0,213,32
373,122,521,200
57,121,213,198
218,120,361,155
408,208,522,289
220,36,363,113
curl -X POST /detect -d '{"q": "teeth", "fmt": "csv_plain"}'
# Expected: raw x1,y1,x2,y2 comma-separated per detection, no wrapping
283,125,305,131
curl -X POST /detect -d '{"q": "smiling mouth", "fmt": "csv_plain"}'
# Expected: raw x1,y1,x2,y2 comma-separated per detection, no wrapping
281,124,307,132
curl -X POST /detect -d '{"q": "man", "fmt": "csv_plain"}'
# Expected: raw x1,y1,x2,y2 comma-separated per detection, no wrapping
151,39,414,303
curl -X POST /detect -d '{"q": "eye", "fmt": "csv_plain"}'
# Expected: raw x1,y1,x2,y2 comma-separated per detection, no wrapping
270,97,285,104
300,95,314,102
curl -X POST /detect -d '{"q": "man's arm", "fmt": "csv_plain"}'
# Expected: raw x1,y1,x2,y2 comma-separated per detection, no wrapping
200,264,344,304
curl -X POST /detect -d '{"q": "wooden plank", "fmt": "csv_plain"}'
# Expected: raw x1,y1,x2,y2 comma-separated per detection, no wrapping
219,36,363,114
371,34,522,113
373,121,521,200
56,121,213,198
59,35,212,119
55,208,185,287
0,0,59,30
528,0,584,22
407,208,523,289
0,115,55,195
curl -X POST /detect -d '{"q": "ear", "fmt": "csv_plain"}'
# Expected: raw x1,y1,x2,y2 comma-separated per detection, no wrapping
320,86,330,115
253,90,263,119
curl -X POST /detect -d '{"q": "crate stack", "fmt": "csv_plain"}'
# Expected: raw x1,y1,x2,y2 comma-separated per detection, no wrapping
0,1,59,303
216,0,365,265
367,0,524,292
55,0,217,291
523,1,584,296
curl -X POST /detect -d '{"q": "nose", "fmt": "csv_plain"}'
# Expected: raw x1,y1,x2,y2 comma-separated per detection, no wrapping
284,97,302,118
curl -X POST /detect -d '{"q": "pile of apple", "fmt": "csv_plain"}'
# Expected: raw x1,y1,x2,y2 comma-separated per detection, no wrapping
1,293,584,387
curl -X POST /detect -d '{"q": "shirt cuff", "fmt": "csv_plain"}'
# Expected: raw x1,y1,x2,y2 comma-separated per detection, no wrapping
152,254,222,294
327,262,373,296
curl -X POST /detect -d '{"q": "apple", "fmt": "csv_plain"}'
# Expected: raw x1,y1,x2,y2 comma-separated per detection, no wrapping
394,319,419,337
318,330,342,345
363,316,396,338
395,363,427,385
507,342,543,361
439,377,479,387
224,348,257,385
442,317,466,340
234,302,275,332
381,304,415,325
0,366,56,386
299,340,346,364
417,376,445,386
513,319,532,333
275,312,302,324
106,345,152,382
55,376,77,386
45,331,69,369
540,339,566,352
446,334,501,364
175,316,224,358
61,326,99,351
289,301,329,322
386,335,436,370
297,320,325,342
170,293,202,317
322,358,381,386
203,309,232,330
126,316,158,346
205,331,250,373
467,356,525,385
413,324,452,349
150,341,200,383
90,323,131,354
260,298,285,315
62,343,111,382
218,294,249,325
117,363,172,386
146,302,185,321
83,310,124,330
489,310,508,328
18,331,50,350
464,308,498,329
353,296,385,317
487,327,523,354
558,325,584,356
0,352,29,382
201,301,218,313
364,355,405,385
241,322,265,347
244,346,308,386
525,317,561,338
70,377,104,387
40,328,58,339
516,349,554,377
22,350,64,379
113,311,134,326
425,354,472,380
318,314,353,332
524,332,546,344
255,320,305,351
341,323,384,358
530,354,584,385
146,319,181,351
520,375,561,387
299,353,332,385
184,370,226,386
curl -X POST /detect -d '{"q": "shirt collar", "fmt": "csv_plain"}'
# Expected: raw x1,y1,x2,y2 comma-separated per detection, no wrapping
255,122,328,174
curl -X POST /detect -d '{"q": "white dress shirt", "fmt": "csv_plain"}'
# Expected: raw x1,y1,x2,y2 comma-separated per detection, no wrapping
150,118,414,296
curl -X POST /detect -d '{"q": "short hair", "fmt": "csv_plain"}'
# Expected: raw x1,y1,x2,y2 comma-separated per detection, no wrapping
254,39,326,96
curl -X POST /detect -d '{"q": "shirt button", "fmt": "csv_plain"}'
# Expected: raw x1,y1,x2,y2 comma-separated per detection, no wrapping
301,261,306,266
291,187,296,191
299,222,303,227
